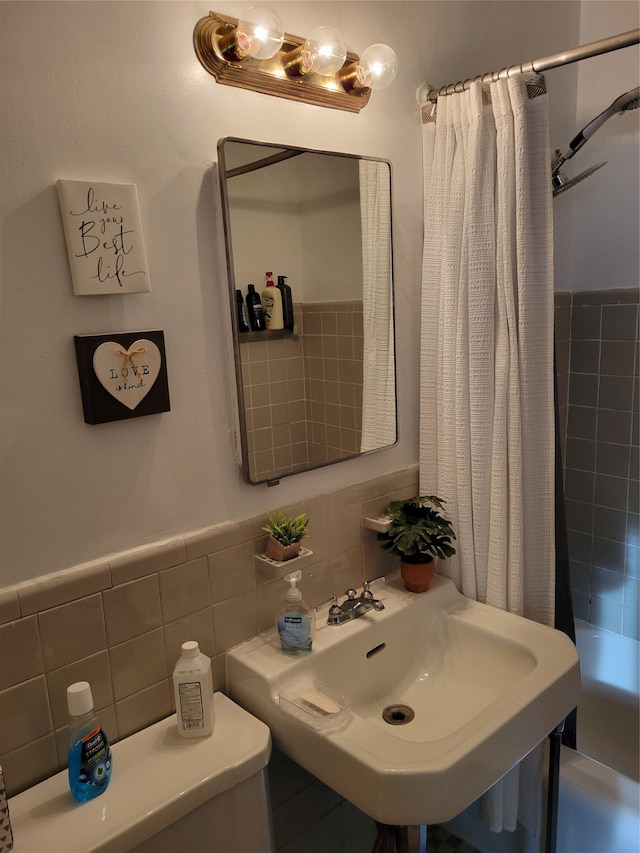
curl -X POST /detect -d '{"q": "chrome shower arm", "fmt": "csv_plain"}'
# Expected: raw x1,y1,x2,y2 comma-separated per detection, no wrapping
552,86,640,175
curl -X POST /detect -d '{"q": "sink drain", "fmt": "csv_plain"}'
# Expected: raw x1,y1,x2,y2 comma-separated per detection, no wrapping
382,704,415,725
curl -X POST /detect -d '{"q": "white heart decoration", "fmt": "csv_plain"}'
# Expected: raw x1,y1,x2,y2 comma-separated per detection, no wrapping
93,339,161,410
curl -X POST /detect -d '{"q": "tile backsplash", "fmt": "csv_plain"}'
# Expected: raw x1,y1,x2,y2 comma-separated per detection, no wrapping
0,465,418,798
240,301,364,481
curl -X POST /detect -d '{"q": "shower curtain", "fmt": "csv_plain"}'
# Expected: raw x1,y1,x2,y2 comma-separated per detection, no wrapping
420,77,555,834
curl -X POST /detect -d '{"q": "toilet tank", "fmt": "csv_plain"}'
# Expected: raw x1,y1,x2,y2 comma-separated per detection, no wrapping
9,693,274,853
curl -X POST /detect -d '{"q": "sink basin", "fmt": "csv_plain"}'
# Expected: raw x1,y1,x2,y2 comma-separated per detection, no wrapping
227,573,580,825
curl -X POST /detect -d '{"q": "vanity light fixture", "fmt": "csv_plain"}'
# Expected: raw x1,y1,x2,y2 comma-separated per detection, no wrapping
193,8,398,112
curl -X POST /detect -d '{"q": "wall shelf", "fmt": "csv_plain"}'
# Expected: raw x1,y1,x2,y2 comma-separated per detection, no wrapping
255,546,313,569
238,327,297,342
363,516,392,533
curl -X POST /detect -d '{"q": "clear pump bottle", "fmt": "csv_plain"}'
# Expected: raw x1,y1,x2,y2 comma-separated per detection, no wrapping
275,570,315,654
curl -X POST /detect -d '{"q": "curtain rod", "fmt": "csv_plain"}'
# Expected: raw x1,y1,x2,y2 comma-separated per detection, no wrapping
426,28,639,102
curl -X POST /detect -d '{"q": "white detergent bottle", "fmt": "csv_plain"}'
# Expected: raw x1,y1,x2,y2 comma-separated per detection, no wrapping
173,641,214,738
275,570,315,655
262,271,284,330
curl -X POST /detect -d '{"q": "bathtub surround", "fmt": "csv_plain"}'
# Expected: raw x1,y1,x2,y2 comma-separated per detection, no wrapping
556,288,639,640
0,465,417,799
573,618,639,781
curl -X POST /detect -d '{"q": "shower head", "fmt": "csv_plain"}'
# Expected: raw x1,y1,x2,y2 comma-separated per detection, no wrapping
552,161,607,197
552,86,639,176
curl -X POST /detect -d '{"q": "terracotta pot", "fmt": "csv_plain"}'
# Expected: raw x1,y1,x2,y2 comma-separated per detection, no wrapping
400,556,435,593
265,535,302,563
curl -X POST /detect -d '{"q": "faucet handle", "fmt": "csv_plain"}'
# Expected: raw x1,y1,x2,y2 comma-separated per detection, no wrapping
327,601,343,625
362,581,385,611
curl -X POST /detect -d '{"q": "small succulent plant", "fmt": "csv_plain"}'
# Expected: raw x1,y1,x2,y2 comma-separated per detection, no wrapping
262,511,309,546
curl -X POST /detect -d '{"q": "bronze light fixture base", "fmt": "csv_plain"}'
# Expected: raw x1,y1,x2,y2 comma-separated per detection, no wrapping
193,12,371,113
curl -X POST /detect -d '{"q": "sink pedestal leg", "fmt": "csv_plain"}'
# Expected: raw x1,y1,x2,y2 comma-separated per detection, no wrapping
407,824,428,852
545,719,565,853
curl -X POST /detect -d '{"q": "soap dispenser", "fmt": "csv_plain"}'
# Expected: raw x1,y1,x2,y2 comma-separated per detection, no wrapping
262,272,284,330
275,570,315,655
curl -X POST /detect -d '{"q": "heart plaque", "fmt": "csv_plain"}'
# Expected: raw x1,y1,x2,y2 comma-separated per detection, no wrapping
93,339,161,410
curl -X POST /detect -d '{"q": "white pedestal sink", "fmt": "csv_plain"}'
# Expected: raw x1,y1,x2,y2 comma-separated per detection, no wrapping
227,573,580,825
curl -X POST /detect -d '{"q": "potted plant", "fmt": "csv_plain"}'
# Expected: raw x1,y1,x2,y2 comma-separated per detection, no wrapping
263,511,309,563
378,495,456,592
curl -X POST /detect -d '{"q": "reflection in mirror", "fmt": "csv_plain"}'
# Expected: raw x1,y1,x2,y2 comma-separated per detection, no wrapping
218,138,397,485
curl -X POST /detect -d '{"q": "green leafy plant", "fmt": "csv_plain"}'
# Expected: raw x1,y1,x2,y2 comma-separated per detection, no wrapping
262,512,309,546
378,495,456,564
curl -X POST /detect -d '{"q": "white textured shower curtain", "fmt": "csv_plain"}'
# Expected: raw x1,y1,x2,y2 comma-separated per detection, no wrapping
360,159,396,453
420,77,555,834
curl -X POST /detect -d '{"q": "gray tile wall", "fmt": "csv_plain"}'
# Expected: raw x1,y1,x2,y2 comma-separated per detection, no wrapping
558,289,639,639
555,291,572,464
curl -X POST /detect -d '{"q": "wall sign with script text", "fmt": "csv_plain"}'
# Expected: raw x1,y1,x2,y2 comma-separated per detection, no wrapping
57,180,151,295
74,331,170,424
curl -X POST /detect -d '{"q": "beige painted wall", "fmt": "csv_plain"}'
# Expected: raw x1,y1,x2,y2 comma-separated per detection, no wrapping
0,1,588,586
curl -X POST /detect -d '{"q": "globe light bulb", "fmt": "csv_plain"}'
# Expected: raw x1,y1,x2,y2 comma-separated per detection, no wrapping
302,26,347,76
357,43,398,90
236,5,284,60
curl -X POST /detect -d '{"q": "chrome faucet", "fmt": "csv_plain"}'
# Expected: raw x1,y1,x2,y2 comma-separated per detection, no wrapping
327,582,385,625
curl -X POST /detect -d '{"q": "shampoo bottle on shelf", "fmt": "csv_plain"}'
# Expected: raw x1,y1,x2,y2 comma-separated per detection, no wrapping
277,275,294,331
275,570,315,655
245,284,266,331
67,681,112,803
236,289,249,332
173,641,214,738
262,272,284,330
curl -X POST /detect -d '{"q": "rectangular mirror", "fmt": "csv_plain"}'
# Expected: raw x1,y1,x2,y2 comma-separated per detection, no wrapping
217,137,397,485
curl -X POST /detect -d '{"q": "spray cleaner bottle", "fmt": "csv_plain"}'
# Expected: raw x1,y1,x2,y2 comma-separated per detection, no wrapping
275,570,315,654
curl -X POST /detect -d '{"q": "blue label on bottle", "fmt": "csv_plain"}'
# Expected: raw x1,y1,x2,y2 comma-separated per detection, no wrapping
69,726,112,801
79,727,111,786
278,612,312,650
